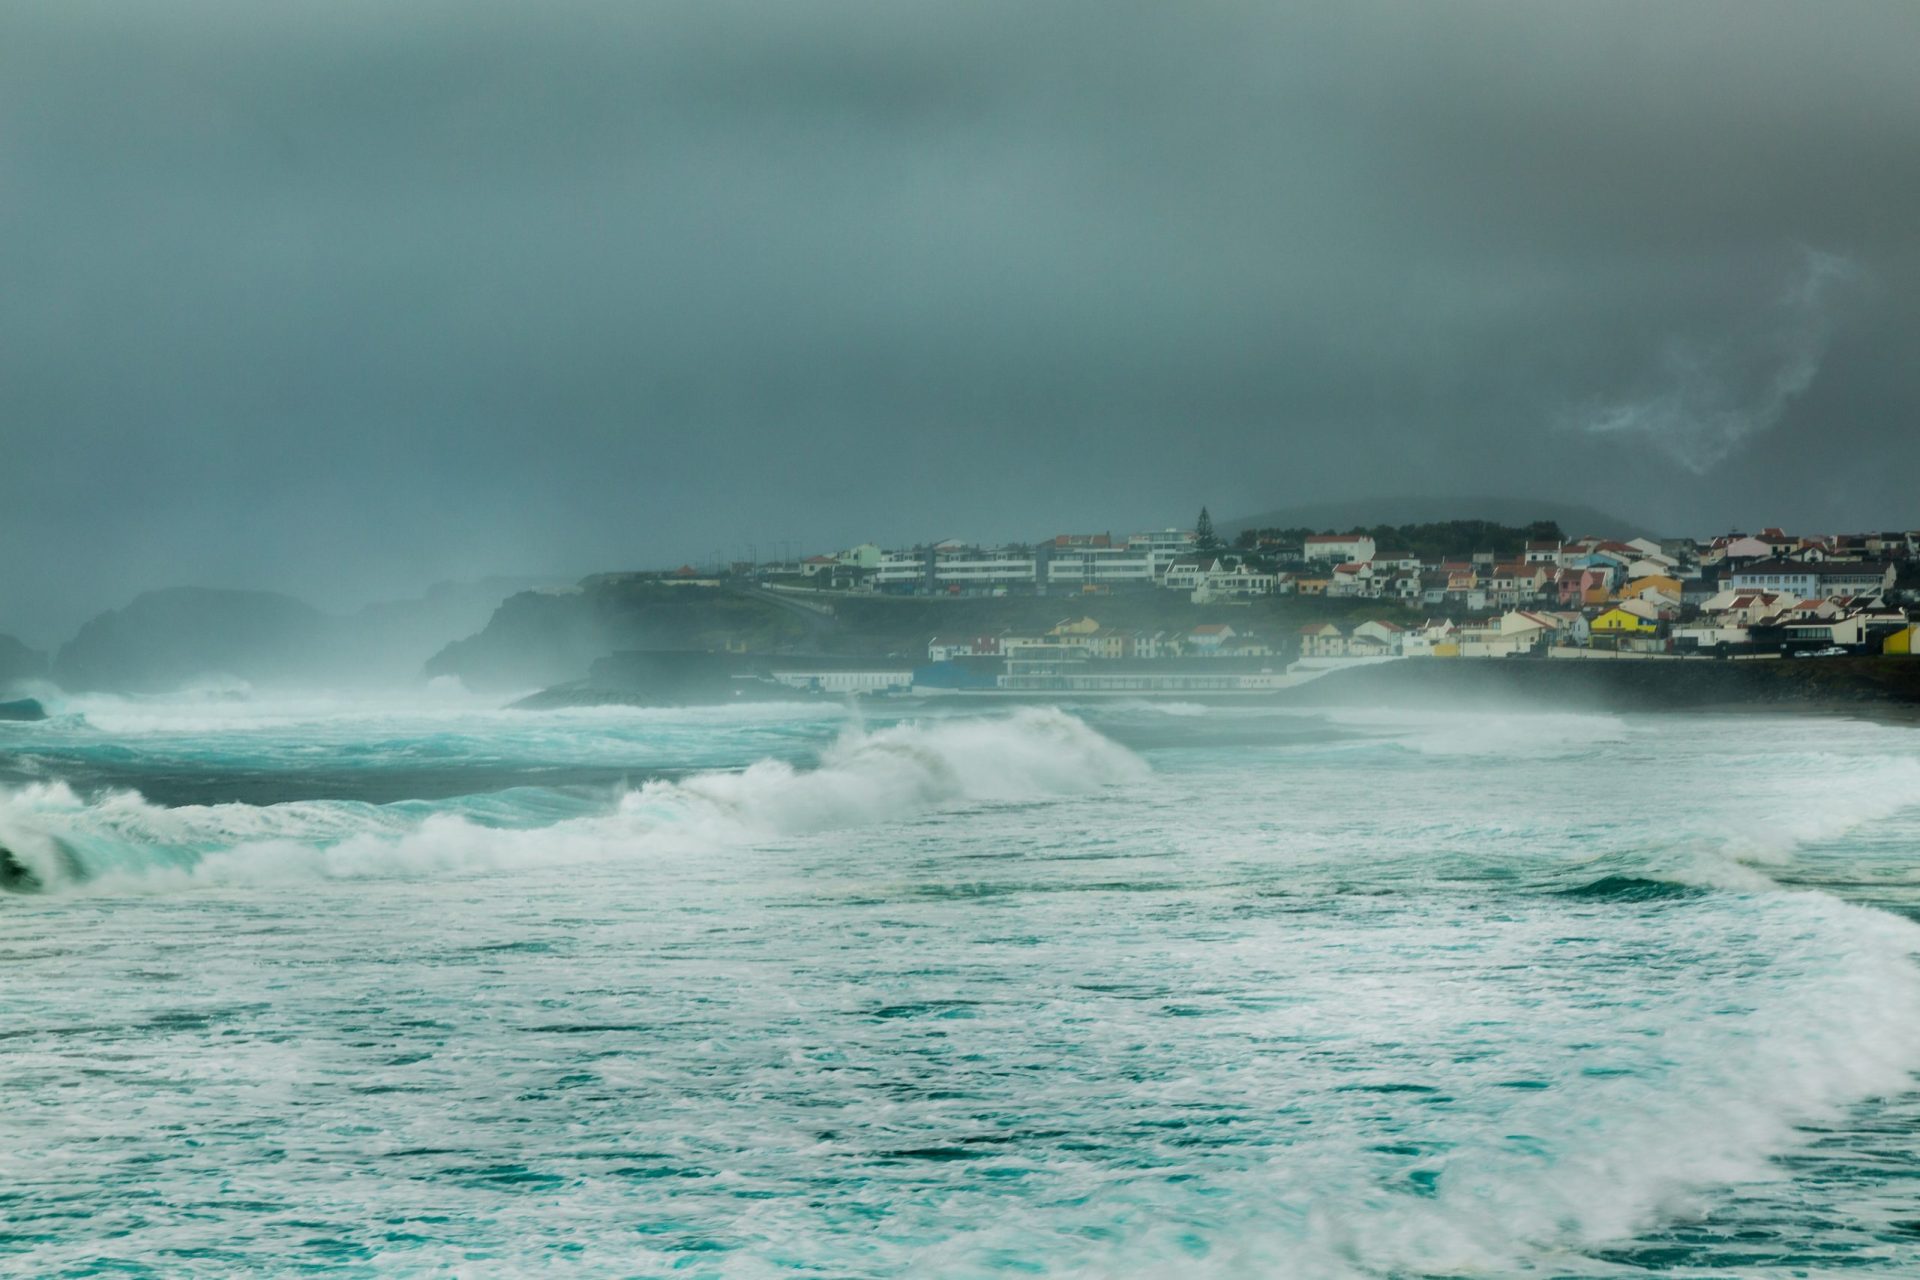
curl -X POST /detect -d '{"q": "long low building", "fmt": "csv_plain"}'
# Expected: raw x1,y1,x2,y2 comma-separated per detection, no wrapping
914,655,1313,695
1729,559,1896,599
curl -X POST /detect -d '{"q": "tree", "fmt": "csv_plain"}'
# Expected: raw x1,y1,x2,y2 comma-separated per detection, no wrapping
1195,506,1220,551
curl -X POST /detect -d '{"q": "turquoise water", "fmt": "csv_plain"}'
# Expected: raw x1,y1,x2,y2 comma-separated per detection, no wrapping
4,695,1920,1276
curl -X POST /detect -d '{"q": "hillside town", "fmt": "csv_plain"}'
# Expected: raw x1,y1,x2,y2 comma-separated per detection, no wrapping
665,517,1920,694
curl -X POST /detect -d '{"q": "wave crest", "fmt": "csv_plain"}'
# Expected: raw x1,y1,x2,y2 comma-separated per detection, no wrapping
0,708,1146,893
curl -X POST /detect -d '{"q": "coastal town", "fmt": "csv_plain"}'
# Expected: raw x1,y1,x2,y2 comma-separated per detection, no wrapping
641,516,1920,697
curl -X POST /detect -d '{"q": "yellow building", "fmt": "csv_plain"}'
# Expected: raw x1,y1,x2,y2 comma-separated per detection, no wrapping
1886,624,1918,655
1591,607,1659,635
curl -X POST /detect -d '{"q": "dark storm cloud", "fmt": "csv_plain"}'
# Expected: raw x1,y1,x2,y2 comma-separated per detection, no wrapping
2,1,1918,642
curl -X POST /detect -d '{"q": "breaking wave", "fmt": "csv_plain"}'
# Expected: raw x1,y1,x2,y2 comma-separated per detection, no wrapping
0,708,1145,893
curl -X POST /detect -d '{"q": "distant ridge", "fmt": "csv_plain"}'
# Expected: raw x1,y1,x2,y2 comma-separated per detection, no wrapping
1218,495,1660,542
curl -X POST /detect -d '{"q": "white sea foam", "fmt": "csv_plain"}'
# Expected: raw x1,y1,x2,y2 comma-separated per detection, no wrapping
1322,706,1633,757
7,705,1920,1277
0,707,1146,891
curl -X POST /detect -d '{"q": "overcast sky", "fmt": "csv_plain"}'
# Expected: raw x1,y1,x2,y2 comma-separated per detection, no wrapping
3,1,1918,644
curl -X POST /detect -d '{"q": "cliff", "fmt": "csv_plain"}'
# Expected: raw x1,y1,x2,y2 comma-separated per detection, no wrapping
54,588,330,693
424,580,819,692
50,579,556,694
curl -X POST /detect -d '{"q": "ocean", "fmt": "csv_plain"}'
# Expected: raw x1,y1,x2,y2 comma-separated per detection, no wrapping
4,693,1920,1277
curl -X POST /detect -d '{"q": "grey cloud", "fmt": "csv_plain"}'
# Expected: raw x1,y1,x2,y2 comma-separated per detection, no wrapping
1571,250,1858,473
2,1,1918,644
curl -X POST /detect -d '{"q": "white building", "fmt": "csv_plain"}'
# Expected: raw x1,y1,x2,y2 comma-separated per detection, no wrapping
1192,563,1276,602
1350,620,1406,654
1729,560,1896,600
772,668,914,694
1125,528,1199,574
874,544,1038,590
1045,545,1159,587
1303,534,1377,565
1327,562,1374,598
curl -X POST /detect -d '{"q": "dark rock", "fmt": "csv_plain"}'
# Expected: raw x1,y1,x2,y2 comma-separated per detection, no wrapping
0,844,42,892
48,579,559,694
428,580,817,693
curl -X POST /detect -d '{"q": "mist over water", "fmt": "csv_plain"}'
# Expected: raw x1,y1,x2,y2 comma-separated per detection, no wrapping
5,698,1920,1276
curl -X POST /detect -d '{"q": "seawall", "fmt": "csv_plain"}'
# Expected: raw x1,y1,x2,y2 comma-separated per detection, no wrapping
1280,656,1920,714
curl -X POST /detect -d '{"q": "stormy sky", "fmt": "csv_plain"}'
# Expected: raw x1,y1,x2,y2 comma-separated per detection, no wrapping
3,1,1918,644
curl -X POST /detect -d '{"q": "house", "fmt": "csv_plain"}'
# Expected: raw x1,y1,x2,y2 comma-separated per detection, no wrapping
1328,561,1375,598
1162,556,1220,592
800,555,840,577
1713,534,1777,562
1778,611,1879,650
926,635,1003,661
1624,557,1679,580
1350,620,1406,654
1379,572,1422,602
1303,534,1377,565
1592,603,1662,637
1457,611,1556,658
1081,629,1135,660
1539,611,1591,647
1345,632,1396,659
1133,630,1175,660
1298,622,1347,659
1221,634,1277,658
1186,623,1238,653
1193,563,1277,602
1558,567,1612,608
1489,562,1549,606
1673,620,1751,651
1401,619,1460,657
1451,614,1543,660
1617,575,1684,609
1701,589,1800,623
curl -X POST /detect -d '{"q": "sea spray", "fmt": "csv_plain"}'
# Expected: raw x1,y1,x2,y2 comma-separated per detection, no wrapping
7,702,1920,1276
0,707,1147,891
